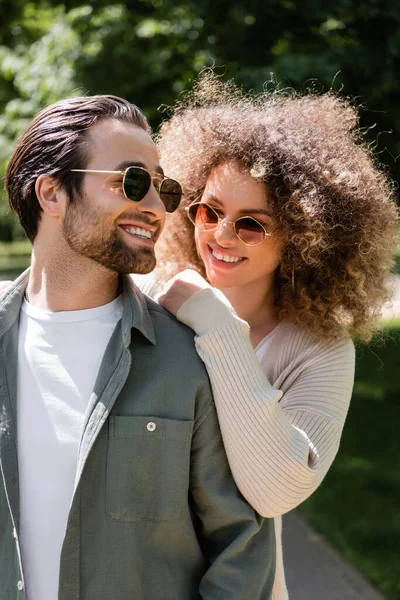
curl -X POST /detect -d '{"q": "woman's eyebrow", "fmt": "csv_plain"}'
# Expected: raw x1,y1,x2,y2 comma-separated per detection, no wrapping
238,208,273,218
203,192,223,205
204,193,273,217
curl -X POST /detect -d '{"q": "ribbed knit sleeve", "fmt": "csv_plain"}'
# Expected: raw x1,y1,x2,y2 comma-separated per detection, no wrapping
177,288,355,518
131,272,163,298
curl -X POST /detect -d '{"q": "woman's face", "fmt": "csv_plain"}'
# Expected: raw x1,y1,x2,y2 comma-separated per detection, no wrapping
194,161,285,293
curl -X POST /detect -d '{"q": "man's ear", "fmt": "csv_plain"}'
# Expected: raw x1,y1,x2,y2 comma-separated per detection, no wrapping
35,175,68,217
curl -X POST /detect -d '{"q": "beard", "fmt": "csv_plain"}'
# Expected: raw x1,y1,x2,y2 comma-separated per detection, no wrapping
62,198,159,275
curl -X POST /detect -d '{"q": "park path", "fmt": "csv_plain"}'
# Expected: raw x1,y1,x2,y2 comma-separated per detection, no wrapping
283,512,386,600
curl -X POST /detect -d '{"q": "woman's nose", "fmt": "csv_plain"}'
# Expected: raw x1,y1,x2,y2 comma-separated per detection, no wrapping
213,220,237,246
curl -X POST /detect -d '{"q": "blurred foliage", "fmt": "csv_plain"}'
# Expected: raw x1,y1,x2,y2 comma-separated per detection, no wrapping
0,0,399,239
0,238,30,273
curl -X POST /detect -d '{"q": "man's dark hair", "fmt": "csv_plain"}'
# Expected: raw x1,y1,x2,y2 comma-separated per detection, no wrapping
5,95,150,241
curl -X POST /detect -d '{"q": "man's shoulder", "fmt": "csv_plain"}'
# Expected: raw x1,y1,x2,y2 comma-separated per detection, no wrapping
144,293,212,382
144,293,199,344
133,291,214,423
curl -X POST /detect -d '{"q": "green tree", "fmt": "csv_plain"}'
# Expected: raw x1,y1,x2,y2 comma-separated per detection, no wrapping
0,0,399,240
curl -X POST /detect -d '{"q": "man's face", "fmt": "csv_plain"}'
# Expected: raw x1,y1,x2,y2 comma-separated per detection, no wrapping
62,118,166,274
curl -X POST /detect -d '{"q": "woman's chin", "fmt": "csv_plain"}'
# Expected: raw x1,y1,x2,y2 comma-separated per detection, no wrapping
206,268,236,290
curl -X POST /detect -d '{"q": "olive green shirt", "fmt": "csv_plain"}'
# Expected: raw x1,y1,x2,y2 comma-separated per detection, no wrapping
0,270,275,599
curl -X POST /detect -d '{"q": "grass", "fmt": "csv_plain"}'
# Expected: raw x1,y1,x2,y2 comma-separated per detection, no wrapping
299,322,400,600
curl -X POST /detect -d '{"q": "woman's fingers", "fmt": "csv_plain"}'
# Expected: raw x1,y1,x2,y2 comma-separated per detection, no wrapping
156,269,210,316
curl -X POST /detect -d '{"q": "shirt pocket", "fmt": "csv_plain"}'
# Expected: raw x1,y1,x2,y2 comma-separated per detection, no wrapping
106,415,193,522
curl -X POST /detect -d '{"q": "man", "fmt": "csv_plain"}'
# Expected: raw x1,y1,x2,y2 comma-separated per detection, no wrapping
0,95,275,599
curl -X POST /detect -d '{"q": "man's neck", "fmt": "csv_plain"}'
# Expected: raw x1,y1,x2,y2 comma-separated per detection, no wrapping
26,247,120,312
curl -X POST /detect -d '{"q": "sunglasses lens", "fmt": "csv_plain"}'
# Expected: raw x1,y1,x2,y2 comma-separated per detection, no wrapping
235,217,266,245
159,178,182,213
123,167,151,202
187,203,219,230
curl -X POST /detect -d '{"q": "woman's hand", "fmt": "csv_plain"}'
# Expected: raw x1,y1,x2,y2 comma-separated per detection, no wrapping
155,269,211,317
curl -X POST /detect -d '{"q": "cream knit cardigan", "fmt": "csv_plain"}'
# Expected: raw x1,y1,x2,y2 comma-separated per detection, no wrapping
135,277,356,600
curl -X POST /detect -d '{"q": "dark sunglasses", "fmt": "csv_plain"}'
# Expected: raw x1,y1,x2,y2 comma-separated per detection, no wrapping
71,166,182,213
186,201,270,246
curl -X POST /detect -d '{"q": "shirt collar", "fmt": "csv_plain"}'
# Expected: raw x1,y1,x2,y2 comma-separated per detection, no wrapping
0,268,28,337
120,274,156,347
0,268,156,346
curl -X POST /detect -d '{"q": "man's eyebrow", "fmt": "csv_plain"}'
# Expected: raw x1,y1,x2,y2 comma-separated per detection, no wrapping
204,193,273,218
115,161,164,176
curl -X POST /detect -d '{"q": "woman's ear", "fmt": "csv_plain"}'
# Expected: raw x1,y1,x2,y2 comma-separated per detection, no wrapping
35,175,68,217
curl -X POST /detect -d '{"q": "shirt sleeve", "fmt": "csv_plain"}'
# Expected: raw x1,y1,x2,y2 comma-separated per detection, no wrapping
190,384,276,599
178,287,355,518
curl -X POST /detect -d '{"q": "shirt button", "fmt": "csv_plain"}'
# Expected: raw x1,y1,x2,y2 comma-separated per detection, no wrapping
146,421,156,432
17,580,24,591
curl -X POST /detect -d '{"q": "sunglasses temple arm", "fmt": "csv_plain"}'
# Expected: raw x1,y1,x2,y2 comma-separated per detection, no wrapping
71,169,123,174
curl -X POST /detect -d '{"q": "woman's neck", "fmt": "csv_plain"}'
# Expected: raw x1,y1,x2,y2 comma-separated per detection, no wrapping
220,281,280,347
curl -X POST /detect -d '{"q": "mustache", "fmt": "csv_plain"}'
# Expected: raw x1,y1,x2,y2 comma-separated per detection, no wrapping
122,213,156,226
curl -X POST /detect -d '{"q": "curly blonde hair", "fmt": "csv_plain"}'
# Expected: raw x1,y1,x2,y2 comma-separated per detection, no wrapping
156,73,398,341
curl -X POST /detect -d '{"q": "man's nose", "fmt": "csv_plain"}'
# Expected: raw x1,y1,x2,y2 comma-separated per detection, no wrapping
136,184,166,221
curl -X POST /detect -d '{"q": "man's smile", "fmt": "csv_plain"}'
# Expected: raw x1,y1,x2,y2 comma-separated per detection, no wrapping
118,219,159,245
119,224,154,240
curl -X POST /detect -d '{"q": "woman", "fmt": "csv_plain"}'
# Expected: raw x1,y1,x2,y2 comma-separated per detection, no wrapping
136,74,398,599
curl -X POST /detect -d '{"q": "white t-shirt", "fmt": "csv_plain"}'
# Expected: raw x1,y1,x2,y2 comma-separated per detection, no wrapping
17,296,123,600
255,328,276,361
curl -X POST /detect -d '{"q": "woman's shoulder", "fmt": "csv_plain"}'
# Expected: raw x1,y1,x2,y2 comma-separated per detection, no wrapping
265,319,355,385
274,320,354,354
